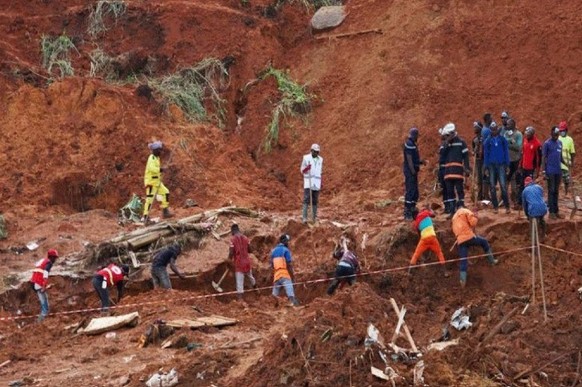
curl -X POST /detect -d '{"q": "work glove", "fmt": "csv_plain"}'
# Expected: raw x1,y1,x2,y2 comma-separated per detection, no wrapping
302,164,311,174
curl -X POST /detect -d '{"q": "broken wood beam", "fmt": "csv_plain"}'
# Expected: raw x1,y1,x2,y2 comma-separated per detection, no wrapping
480,307,519,345
127,229,174,250
512,351,574,381
315,28,383,40
0,359,11,368
389,298,418,352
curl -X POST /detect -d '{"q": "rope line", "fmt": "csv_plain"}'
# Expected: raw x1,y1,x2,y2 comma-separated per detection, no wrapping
0,245,541,322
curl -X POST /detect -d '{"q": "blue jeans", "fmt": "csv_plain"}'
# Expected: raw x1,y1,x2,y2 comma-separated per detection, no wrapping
36,289,49,319
93,275,110,311
458,236,490,273
272,277,295,299
488,164,509,209
151,266,172,289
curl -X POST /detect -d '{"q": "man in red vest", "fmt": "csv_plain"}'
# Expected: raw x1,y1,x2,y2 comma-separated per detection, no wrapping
228,224,256,301
30,249,59,321
93,263,129,313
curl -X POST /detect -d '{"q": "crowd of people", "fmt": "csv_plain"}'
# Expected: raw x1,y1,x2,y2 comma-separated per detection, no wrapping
403,111,575,285
403,111,576,220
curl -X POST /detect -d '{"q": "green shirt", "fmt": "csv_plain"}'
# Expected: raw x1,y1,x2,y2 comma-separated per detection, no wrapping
560,135,575,170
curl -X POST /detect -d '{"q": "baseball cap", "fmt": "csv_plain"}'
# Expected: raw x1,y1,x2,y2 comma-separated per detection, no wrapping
311,144,320,152
148,141,163,150
524,176,533,186
558,120,568,131
501,111,509,119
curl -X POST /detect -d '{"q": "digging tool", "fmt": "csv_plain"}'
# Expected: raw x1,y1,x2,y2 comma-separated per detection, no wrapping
212,268,229,293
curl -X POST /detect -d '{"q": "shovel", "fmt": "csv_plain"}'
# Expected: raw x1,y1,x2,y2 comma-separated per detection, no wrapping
212,268,229,293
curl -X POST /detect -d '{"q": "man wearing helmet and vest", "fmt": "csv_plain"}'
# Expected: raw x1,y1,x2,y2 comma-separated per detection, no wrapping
30,249,59,321
93,263,130,313
558,120,576,196
441,123,471,218
300,144,323,224
142,140,173,225
270,234,299,306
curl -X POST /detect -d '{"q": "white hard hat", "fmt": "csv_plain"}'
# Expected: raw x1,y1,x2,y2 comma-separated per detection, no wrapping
311,143,320,152
442,123,456,136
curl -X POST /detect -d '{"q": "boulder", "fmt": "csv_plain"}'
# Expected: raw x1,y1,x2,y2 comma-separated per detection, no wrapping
311,6,346,30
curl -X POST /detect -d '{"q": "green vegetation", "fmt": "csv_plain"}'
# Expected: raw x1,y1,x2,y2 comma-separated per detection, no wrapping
89,48,115,79
281,0,341,10
88,0,127,38
260,66,314,153
40,34,78,78
148,58,229,127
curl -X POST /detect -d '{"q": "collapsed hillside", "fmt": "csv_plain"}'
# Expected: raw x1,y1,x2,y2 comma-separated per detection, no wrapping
1,0,582,386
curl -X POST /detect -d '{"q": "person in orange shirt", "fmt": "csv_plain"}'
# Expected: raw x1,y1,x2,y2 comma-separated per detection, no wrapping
270,234,299,306
452,207,498,287
409,207,448,277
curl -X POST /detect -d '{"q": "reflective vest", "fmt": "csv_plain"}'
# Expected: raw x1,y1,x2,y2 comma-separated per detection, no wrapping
272,256,291,282
97,264,124,287
30,258,52,287
144,154,161,187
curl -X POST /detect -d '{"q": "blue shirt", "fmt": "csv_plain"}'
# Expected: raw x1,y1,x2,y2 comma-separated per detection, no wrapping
152,247,179,268
270,244,292,264
483,135,510,167
542,139,563,175
403,138,420,173
522,183,548,218
481,126,491,141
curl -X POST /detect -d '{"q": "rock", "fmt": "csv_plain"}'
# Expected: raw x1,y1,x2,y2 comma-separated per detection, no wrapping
311,6,346,30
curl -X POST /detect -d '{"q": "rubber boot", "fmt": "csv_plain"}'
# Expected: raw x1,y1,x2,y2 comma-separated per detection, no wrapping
312,205,318,223
459,271,467,287
162,208,173,219
302,204,308,223
289,296,300,307
486,250,498,265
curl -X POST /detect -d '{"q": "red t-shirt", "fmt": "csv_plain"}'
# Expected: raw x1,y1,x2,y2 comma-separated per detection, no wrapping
521,136,542,170
230,234,251,273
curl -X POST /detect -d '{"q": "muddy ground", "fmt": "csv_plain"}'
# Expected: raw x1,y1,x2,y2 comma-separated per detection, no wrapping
1,0,582,386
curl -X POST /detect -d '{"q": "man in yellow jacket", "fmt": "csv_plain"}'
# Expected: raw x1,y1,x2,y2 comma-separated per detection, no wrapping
142,141,172,223
451,207,498,287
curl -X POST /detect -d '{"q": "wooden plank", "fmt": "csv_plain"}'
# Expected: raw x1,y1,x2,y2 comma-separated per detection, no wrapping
389,298,418,352
166,315,238,329
81,312,140,335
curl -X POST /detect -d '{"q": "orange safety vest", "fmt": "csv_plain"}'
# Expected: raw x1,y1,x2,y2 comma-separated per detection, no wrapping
272,256,291,282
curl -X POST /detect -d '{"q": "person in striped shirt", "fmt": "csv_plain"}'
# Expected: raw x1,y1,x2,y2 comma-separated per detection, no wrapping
409,207,448,277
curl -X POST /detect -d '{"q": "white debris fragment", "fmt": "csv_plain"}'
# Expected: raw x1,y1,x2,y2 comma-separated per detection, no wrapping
450,307,472,330
146,368,178,387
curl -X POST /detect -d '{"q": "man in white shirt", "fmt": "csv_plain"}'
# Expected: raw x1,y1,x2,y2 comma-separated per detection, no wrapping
300,144,323,223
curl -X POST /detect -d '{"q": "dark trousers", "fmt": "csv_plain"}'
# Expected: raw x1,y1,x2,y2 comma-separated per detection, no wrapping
458,236,490,273
404,172,419,213
444,178,464,212
438,167,446,206
547,174,561,214
303,189,320,206
92,275,110,311
475,159,484,201
327,265,356,295
507,160,520,204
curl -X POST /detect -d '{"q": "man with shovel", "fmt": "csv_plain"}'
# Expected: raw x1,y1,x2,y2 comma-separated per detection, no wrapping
142,140,173,224
301,144,323,224
270,234,299,306
228,224,256,301
151,243,185,289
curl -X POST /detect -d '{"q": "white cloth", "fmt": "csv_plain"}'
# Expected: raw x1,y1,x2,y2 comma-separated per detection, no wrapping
301,154,323,190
